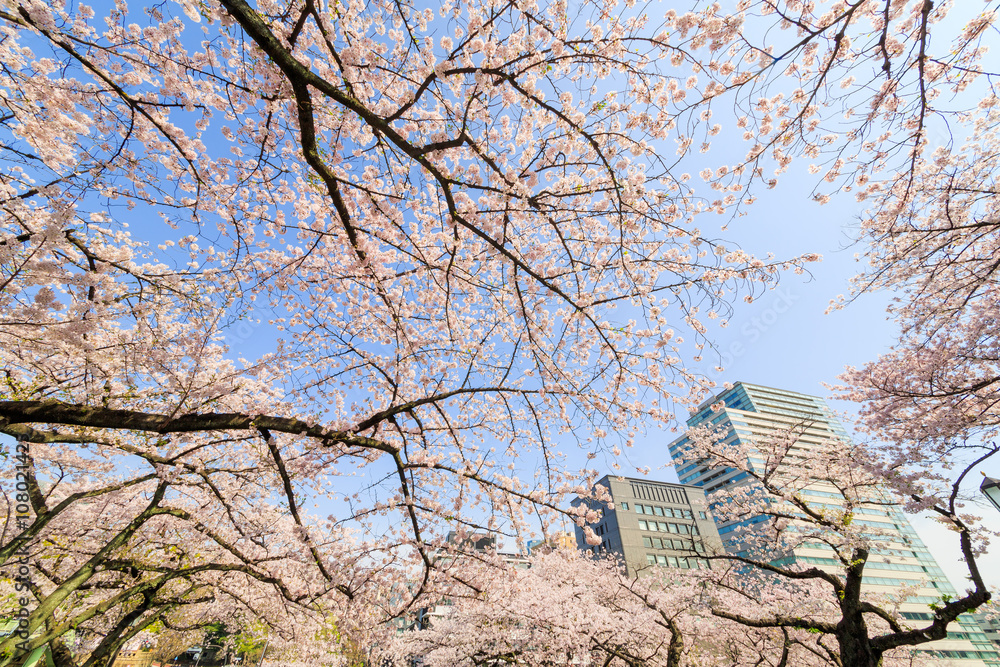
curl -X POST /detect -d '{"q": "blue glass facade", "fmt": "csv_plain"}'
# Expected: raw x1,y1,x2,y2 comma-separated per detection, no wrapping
668,382,999,665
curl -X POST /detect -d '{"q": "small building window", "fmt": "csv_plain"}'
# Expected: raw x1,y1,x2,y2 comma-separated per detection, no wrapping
653,506,664,516
643,536,653,548
638,520,648,530
620,502,629,510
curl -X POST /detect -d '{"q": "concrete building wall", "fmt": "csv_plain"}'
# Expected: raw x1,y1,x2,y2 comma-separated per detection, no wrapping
573,475,724,578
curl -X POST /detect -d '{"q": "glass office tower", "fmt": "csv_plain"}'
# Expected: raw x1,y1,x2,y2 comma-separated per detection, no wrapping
668,382,999,666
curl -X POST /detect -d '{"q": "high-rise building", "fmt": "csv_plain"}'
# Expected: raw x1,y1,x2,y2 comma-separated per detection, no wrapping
973,611,1000,651
668,381,999,666
572,474,724,577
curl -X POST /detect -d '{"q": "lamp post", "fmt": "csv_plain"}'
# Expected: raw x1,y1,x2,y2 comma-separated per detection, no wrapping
256,638,269,667
982,475,1000,514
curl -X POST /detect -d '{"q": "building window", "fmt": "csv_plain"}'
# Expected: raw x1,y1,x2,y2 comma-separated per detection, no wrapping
656,555,668,566
638,520,648,530
692,525,700,535
699,511,708,520
652,538,663,549
636,504,646,514
643,536,653,548
647,554,656,565
653,506,664,516
667,556,679,567
620,502,629,510
659,521,669,532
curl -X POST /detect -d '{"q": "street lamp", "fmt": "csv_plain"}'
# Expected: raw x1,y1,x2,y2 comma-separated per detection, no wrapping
257,637,269,667
982,475,1000,514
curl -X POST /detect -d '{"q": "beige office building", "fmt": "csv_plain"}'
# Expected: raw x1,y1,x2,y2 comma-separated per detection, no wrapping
572,475,724,578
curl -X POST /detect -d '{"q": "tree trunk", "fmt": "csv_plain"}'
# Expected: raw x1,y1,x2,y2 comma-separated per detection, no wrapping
838,620,882,667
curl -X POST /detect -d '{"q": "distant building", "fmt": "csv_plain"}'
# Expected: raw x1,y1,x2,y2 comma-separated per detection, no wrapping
112,649,154,667
527,531,577,554
397,531,531,633
571,474,724,577
974,612,1000,651
669,381,999,666
441,530,529,568
444,530,496,554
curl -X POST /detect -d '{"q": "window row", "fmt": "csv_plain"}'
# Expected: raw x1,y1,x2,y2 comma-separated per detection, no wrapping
900,613,984,632
918,650,999,661
638,520,700,535
646,554,712,570
859,576,938,589
630,503,699,519
642,536,705,553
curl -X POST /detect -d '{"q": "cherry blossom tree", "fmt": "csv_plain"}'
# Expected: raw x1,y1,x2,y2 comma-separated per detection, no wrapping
0,438,362,667
838,106,1000,501
0,0,997,662
820,12,1000,667
675,423,988,667
381,550,834,667
0,0,813,661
